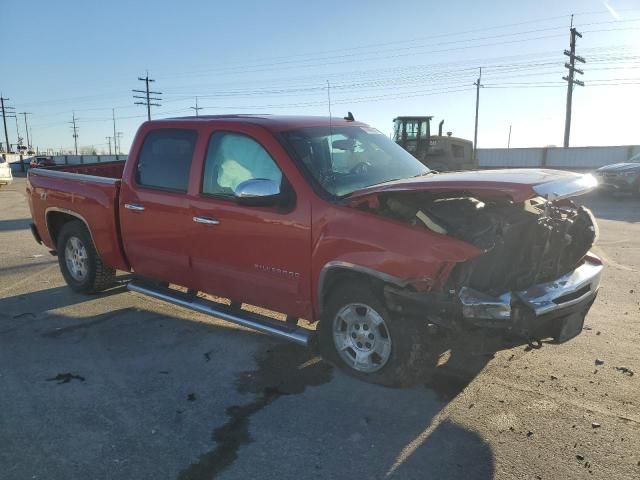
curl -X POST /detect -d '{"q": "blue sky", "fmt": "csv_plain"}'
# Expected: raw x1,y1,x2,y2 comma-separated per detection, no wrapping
1,0,639,154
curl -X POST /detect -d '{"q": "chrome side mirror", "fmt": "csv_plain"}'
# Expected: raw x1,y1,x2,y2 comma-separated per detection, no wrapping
234,178,281,206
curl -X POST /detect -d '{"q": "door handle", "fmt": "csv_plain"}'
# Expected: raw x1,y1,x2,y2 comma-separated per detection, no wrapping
124,203,145,211
193,216,220,225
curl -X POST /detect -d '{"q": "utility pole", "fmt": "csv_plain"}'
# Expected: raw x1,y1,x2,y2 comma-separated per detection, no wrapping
116,132,123,154
190,96,203,117
19,112,32,150
14,116,22,147
70,112,79,155
112,108,118,154
1,95,13,153
473,67,483,161
563,16,585,148
106,136,112,155
507,124,512,149
133,73,162,121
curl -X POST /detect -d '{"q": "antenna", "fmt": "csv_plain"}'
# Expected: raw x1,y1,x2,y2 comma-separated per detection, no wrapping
326,80,334,165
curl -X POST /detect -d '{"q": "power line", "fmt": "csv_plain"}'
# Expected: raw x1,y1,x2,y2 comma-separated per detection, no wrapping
133,73,162,121
157,14,640,80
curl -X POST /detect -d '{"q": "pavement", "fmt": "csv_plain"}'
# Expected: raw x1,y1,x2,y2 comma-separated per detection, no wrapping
1,177,638,480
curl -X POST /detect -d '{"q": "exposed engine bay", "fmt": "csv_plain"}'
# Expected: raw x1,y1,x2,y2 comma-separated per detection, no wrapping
361,191,598,295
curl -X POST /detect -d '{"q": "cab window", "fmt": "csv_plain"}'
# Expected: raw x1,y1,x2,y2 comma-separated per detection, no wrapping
202,132,282,196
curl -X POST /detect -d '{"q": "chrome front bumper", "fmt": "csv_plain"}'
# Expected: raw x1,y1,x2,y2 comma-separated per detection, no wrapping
459,254,603,322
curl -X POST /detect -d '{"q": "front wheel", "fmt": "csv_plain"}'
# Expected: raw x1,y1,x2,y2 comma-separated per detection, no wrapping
56,220,116,293
318,281,436,387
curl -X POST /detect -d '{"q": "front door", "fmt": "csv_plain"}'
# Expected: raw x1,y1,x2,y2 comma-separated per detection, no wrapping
189,127,312,319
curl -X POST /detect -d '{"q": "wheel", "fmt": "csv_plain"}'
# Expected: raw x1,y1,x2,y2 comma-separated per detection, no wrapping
318,281,436,387
56,220,116,293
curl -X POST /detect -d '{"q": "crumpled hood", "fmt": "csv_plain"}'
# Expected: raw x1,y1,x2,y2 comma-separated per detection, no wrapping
596,162,640,173
347,169,598,203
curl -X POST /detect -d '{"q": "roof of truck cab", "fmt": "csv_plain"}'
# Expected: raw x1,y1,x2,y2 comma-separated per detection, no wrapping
156,114,369,132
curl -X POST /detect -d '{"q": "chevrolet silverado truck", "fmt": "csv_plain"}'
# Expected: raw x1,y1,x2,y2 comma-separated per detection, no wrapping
27,115,602,386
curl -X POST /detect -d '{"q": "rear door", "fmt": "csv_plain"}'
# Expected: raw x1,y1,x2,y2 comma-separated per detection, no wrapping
119,128,198,286
188,125,313,318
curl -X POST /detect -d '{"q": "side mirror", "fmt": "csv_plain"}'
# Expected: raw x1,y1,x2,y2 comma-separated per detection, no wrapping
233,178,281,206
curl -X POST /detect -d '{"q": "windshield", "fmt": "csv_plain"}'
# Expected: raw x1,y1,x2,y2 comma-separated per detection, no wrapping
281,126,429,197
629,152,640,163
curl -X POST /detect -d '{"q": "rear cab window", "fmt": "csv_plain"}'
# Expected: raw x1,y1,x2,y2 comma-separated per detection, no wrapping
136,129,197,192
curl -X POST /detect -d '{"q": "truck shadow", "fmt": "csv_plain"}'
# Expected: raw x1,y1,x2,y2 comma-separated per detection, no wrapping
0,287,495,480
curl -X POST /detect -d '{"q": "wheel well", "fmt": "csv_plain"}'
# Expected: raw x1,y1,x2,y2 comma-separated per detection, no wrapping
46,212,84,247
320,268,387,314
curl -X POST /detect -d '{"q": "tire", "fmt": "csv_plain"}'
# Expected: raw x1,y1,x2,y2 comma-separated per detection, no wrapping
318,281,436,387
56,220,116,293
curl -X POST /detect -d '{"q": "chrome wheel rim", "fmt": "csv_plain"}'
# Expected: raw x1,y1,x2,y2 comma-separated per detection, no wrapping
332,303,392,373
64,236,88,281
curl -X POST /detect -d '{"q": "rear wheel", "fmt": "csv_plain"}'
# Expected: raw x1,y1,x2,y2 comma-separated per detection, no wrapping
318,281,436,387
56,221,116,293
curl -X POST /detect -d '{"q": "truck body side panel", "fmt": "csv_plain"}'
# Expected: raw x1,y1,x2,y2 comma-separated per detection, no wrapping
27,170,129,271
310,200,482,318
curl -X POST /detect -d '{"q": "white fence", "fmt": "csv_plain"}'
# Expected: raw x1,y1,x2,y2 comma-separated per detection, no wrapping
478,145,640,170
4,154,128,172
53,154,126,165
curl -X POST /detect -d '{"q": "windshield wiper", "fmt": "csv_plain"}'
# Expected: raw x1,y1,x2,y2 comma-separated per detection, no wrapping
411,170,435,177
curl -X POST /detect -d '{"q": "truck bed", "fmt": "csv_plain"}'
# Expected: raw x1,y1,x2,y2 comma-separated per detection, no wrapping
42,160,126,179
26,160,129,270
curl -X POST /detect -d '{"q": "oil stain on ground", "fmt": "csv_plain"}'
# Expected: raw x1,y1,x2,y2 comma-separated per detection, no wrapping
177,343,333,480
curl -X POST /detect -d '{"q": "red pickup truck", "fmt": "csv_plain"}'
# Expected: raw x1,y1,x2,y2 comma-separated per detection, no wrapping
27,115,602,385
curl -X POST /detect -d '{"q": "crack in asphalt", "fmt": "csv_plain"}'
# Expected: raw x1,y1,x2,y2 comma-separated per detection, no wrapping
40,308,135,338
46,373,85,384
177,343,332,480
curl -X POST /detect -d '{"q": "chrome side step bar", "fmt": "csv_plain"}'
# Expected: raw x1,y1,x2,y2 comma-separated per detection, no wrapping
127,281,314,347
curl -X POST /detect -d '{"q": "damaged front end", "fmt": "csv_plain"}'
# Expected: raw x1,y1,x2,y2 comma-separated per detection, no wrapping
353,185,602,343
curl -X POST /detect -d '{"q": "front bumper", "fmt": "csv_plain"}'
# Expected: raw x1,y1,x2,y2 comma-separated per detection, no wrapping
384,254,602,343
459,254,602,341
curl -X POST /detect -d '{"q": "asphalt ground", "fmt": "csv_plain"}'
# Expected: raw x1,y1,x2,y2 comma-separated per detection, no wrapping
1,177,638,480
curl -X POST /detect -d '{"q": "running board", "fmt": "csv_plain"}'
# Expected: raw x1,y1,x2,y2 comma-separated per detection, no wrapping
127,281,314,347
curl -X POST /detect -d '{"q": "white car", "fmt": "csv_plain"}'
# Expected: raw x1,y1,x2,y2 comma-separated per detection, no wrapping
0,157,13,186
